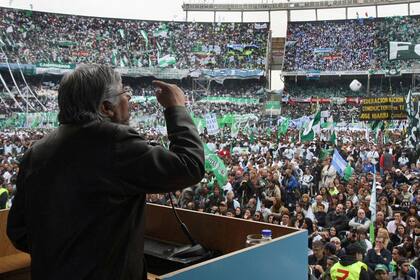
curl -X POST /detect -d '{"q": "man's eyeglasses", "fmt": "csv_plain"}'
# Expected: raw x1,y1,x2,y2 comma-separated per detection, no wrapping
116,87,133,99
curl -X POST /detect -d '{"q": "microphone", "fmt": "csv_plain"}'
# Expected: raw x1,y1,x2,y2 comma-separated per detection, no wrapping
167,193,212,260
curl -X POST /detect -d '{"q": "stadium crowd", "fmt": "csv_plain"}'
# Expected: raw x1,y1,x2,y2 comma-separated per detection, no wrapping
284,15,420,72
1,77,398,125
374,16,420,71
1,87,419,279
1,6,419,74
146,126,420,280
0,6,419,280
0,7,268,70
284,19,375,71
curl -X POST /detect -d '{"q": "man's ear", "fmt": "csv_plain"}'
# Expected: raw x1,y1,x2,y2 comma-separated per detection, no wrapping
99,101,115,118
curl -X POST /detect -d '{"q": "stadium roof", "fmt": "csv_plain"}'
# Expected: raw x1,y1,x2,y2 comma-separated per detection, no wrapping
183,0,420,11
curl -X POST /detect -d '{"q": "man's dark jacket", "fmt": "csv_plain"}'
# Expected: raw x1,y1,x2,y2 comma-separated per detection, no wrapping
325,211,349,232
7,106,205,280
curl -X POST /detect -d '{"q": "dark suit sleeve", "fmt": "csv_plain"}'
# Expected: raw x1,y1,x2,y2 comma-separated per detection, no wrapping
114,106,205,194
7,151,30,253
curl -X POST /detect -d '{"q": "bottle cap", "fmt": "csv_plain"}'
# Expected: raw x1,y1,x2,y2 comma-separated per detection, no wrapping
261,229,272,236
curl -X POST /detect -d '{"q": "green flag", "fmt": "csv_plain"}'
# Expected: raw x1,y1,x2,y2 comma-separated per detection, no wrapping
369,169,377,244
330,130,337,145
301,110,321,142
111,50,118,66
320,148,333,161
158,54,176,68
140,30,149,47
204,143,228,187
278,117,290,138
343,163,353,182
153,24,169,38
230,117,240,138
249,131,256,144
266,127,272,138
371,120,384,144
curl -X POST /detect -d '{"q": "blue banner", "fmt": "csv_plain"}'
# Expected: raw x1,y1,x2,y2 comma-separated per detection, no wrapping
0,63,35,71
227,44,259,51
313,48,334,54
306,70,321,80
201,69,264,79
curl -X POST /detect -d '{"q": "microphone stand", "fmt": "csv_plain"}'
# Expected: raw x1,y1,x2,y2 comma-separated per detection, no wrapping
167,192,212,260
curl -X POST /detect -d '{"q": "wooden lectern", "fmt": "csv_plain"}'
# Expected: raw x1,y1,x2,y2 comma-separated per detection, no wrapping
0,204,307,280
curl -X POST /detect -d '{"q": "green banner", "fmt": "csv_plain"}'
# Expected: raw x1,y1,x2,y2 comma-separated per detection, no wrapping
57,41,78,47
265,101,281,115
204,143,227,187
389,42,420,61
0,112,58,129
265,101,281,109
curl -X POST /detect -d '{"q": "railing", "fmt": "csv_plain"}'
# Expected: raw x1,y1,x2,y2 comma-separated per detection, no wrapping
282,68,420,76
183,0,419,11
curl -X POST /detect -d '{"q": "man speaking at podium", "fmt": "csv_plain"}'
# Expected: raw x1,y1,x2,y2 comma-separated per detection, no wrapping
6,64,205,280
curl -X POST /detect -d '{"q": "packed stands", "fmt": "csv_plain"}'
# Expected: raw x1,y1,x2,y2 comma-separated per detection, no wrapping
374,16,420,70
284,19,375,71
283,15,420,72
0,7,268,70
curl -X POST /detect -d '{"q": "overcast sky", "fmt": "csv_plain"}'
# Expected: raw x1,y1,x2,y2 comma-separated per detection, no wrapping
0,0,419,22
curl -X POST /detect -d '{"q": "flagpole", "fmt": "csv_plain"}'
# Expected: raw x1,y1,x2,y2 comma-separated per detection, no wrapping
369,165,377,244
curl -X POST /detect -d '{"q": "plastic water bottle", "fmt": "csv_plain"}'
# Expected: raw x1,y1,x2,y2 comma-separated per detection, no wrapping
245,229,272,247
261,229,272,241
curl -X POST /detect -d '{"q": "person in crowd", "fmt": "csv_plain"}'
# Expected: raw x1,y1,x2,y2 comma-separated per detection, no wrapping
325,204,349,232
6,65,205,280
309,240,328,279
380,148,394,176
0,179,9,209
388,212,407,235
314,203,328,228
378,196,393,219
282,168,299,209
389,258,416,280
376,227,395,251
280,212,292,227
390,246,407,274
330,243,369,280
349,208,371,232
375,211,387,229
390,224,407,246
364,237,392,271
345,199,357,220
373,264,390,280
320,158,336,190
330,237,345,258
405,216,419,239
356,229,373,253
319,255,339,280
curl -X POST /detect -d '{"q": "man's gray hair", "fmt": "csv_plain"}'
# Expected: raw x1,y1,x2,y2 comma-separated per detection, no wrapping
58,64,122,124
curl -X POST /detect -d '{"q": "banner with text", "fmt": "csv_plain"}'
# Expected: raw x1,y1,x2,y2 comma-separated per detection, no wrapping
265,101,281,115
205,113,219,135
360,97,407,121
197,97,260,104
389,42,420,61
